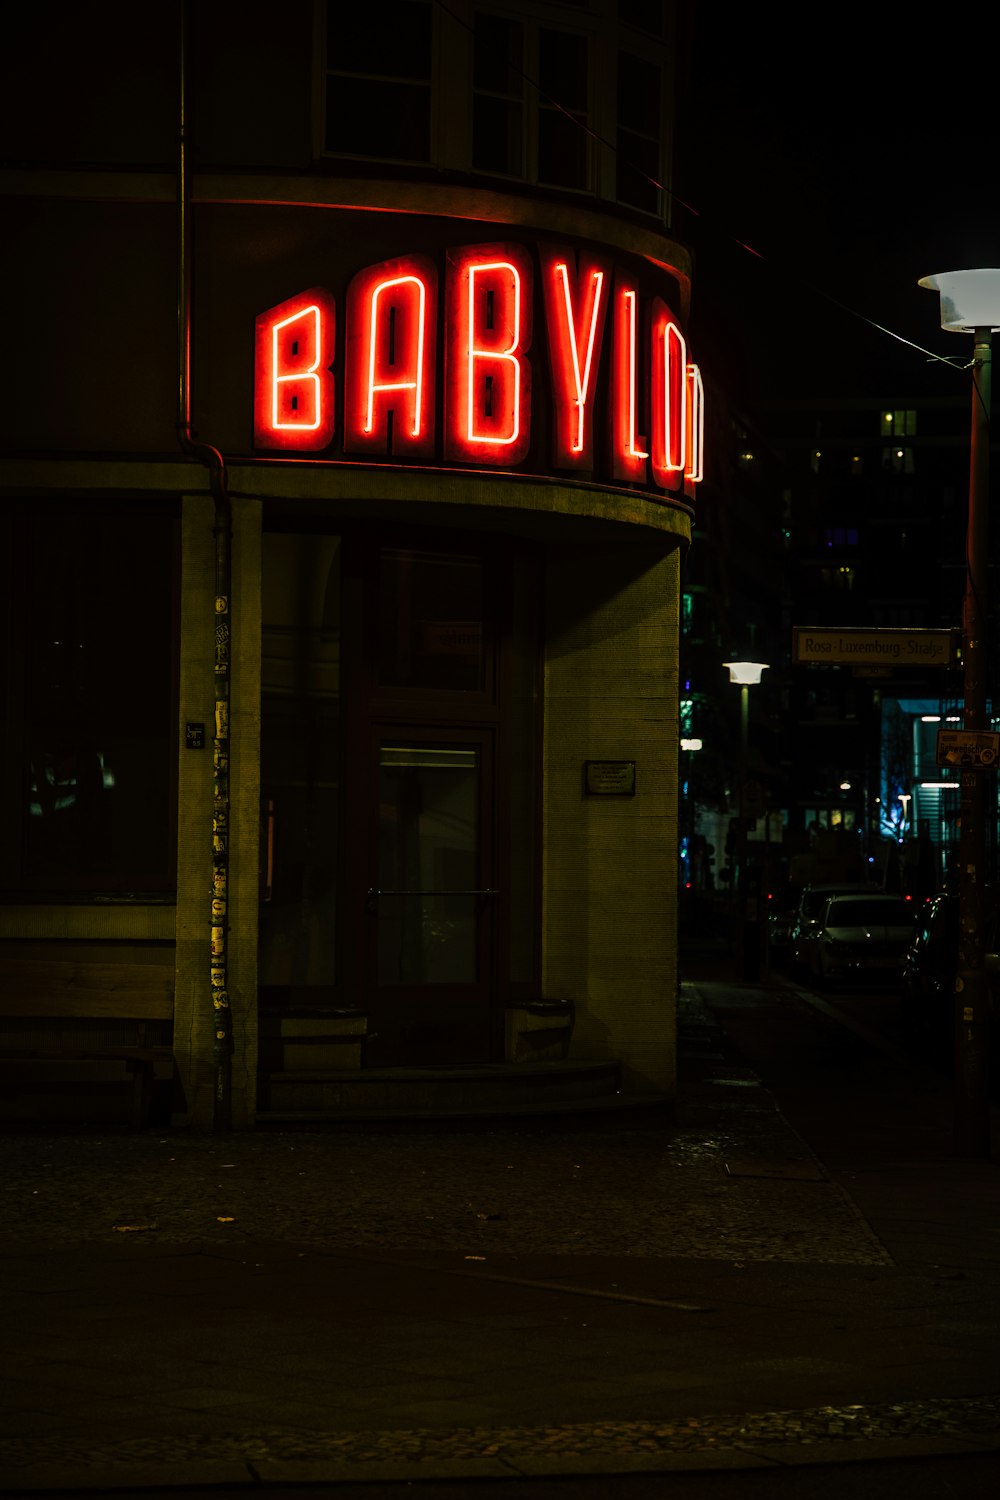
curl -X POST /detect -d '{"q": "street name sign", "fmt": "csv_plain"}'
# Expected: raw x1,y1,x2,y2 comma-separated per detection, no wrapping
792,627,960,667
936,728,1000,769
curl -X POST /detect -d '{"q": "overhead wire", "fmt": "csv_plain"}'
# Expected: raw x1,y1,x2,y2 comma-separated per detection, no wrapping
430,0,975,381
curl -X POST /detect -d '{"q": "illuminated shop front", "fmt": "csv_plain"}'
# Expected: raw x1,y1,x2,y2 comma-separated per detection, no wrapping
0,1,700,1128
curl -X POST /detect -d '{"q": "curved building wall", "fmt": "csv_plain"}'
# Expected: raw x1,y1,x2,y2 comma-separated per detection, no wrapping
0,2,697,1127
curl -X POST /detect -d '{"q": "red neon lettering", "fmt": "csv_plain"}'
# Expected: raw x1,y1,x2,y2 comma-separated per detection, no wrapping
685,363,705,482
650,300,687,489
253,288,336,451
344,256,437,457
540,247,608,469
611,283,650,483
251,247,703,488
445,244,532,465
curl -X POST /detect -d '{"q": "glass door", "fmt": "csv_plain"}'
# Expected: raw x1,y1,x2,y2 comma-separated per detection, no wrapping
366,729,496,1065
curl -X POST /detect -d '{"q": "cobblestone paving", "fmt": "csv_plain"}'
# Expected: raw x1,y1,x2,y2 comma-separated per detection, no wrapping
0,1396,997,1474
0,990,889,1267
0,1123,888,1264
2,987,996,1482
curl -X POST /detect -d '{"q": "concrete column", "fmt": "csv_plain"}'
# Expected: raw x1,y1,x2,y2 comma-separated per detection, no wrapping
543,540,681,1097
173,495,261,1127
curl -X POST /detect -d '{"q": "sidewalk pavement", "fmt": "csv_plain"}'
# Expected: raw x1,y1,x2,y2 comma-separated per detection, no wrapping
1,963,998,1493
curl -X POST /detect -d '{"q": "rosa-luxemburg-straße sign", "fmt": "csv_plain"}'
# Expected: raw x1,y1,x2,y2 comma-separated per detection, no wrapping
792,627,961,668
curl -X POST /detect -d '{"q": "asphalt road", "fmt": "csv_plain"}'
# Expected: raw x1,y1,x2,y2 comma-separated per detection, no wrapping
9,1448,996,1499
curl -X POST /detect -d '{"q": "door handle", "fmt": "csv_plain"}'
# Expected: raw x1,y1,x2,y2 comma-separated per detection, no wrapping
366,887,498,907
261,798,274,902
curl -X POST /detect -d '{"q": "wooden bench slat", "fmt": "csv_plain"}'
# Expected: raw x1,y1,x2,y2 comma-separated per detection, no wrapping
0,961,174,1020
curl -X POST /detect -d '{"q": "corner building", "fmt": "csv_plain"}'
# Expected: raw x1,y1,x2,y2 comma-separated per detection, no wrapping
0,2,700,1127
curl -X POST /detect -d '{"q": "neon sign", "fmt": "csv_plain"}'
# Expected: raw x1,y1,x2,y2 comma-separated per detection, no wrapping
254,287,336,452
343,255,436,458
254,240,703,493
445,244,532,464
541,247,608,470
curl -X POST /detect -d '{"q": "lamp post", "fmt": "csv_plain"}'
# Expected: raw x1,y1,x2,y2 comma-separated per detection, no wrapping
724,661,769,980
897,792,911,843
919,268,1000,1159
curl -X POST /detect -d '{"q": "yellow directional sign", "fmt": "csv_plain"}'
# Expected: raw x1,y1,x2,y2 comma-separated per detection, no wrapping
936,729,1000,769
792,627,960,668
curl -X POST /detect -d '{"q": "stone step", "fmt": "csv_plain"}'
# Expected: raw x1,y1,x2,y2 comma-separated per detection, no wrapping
257,1059,631,1122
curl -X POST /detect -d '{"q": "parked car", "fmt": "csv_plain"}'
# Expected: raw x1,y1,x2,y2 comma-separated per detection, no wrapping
900,892,959,1039
789,882,871,975
900,887,1000,1044
766,900,796,965
805,892,916,986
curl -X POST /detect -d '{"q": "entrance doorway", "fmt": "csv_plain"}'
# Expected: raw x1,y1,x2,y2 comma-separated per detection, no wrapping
258,523,540,1075
365,730,495,1065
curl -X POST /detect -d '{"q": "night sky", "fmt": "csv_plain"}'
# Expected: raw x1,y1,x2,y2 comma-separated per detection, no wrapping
675,12,1000,404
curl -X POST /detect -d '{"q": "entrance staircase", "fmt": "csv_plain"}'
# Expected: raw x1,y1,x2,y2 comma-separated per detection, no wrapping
255,1059,666,1125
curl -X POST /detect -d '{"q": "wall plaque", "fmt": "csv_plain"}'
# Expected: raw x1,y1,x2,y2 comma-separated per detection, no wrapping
585,760,636,796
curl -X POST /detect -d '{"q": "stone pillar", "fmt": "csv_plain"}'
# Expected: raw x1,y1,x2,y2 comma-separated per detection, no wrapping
173,495,261,1127
542,540,681,1097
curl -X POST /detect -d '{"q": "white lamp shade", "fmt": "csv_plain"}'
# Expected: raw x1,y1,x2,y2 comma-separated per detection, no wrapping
918,269,1000,332
723,661,769,685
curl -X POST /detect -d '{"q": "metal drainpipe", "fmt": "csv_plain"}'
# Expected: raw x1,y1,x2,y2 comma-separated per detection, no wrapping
177,0,232,1130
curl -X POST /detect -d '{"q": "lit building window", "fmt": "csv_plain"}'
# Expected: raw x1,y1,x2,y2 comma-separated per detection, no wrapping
820,566,856,591
883,446,915,474
881,409,917,437
808,807,857,832
823,526,859,549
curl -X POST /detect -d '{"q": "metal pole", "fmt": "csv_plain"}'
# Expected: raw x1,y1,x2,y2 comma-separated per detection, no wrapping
954,327,992,1158
178,0,232,1129
738,683,749,978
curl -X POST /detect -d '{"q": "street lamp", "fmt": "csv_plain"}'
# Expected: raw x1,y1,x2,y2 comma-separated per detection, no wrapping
897,791,911,843
919,267,1000,1159
723,660,769,979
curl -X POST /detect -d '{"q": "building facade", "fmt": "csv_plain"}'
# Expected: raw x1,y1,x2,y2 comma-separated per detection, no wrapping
1,1,701,1126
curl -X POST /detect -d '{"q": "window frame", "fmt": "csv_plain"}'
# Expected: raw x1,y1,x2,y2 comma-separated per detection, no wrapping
315,0,672,220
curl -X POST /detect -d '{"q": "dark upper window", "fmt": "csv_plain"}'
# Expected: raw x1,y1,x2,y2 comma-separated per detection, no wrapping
324,1,433,163
616,50,662,214
321,1,670,219
473,12,525,177
537,27,590,190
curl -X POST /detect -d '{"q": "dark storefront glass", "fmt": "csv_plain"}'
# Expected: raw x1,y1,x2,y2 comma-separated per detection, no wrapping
378,549,485,692
259,534,342,996
376,743,480,985
0,501,177,892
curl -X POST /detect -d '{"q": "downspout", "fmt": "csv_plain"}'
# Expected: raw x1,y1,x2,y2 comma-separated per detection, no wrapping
177,0,232,1130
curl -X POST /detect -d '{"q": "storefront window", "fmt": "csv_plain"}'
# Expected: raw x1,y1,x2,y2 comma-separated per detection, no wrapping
0,500,177,892
259,534,342,996
377,743,479,984
509,553,541,984
378,549,485,692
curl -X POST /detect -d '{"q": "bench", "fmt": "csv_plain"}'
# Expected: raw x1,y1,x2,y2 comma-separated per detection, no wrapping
0,957,174,1128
